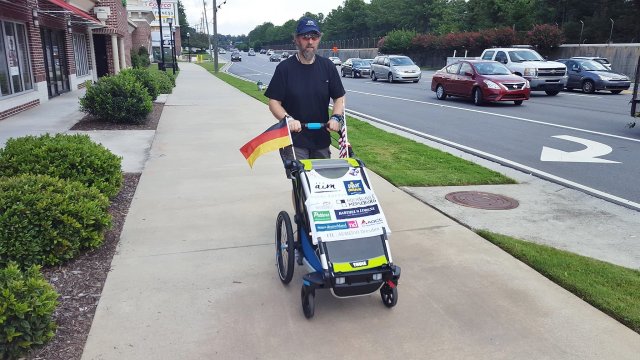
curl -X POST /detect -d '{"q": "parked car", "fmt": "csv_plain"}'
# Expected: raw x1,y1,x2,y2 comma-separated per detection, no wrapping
370,55,421,83
328,56,342,66
281,51,290,59
218,48,226,54
431,60,531,106
259,49,266,54
270,53,281,62
341,58,371,78
267,49,274,56
231,51,242,62
248,49,256,56
480,47,566,95
556,58,630,94
571,56,612,70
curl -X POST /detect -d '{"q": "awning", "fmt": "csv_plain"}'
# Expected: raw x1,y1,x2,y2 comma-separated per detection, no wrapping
44,0,101,25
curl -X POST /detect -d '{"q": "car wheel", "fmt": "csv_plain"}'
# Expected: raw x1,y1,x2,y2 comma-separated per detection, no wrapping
473,88,484,106
610,90,623,94
388,73,393,83
371,72,377,81
545,90,560,96
514,100,524,105
581,80,595,94
436,84,447,100
341,69,345,77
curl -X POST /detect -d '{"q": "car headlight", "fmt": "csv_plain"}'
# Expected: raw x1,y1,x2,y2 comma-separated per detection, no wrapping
483,80,501,89
523,68,536,77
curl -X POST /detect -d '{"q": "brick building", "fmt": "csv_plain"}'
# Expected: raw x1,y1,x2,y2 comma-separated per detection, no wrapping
0,0,158,121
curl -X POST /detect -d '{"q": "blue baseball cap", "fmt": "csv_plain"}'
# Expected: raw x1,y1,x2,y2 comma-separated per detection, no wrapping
296,17,321,35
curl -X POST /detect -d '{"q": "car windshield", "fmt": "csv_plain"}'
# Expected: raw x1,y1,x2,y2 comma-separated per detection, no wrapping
352,60,366,66
508,50,544,62
474,62,512,75
579,60,609,71
390,57,414,66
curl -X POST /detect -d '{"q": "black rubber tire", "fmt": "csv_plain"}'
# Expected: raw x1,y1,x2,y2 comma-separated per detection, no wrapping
388,73,393,83
413,79,419,83
341,69,345,77
611,90,623,94
380,283,398,308
473,88,484,106
545,90,560,96
581,80,595,94
275,211,295,284
514,100,524,105
301,286,315,319
371,72,377,81
436,84,447,100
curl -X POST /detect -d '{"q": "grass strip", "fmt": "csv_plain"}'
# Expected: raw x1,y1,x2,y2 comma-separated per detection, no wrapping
206,67,514,187
477,230,640,333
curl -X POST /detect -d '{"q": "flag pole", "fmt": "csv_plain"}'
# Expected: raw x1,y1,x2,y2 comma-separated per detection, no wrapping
285,118,296,161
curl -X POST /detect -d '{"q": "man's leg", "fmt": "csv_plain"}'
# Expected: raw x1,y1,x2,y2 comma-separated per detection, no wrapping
309,147,331,159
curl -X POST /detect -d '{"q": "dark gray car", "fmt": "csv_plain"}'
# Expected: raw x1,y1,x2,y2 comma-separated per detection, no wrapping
557,59,630,94
341,58,371,78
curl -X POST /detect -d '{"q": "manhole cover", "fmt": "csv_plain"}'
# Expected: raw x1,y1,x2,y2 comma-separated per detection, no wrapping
445,191,519,210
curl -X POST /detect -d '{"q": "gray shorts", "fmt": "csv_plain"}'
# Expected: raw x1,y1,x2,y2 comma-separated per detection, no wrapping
280,145,330,177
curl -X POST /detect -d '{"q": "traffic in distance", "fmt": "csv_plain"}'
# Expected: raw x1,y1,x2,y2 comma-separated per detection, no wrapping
220,48,640,211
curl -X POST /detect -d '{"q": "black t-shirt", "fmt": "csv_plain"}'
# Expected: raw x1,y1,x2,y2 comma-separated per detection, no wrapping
265,54,346,149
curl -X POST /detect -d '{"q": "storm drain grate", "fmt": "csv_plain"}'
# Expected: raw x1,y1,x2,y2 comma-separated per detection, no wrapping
445,191,519,210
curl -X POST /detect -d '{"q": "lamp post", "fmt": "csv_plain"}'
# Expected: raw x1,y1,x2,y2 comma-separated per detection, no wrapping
187,32,191,62
579,20,584,46
156,0,166,71
167,17,176,74
608,18,614,44
213,0,218,73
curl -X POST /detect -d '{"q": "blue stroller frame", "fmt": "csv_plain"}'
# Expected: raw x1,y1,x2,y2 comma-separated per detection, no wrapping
275,156,401,318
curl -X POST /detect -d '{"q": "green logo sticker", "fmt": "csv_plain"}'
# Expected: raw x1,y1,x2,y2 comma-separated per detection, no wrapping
312,211,332,222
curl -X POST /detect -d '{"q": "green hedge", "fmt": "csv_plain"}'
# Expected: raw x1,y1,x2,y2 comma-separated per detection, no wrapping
120,68,159,100
151,70,175,94
0,175,111,268
79,72,152,124
0,133,123,198
0,263,59,359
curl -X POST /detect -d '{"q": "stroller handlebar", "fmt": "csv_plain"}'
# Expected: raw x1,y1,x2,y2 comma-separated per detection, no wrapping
303,123,325,130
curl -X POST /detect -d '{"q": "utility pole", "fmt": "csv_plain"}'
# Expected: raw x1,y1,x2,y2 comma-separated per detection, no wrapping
213,0,218,73
202,1,212,60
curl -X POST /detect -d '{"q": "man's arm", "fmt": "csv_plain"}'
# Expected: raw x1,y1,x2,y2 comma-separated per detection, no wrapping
268,98,301,132
327,95,346,132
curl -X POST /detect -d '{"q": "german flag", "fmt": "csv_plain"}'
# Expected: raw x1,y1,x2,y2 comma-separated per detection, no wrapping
240,119,292,168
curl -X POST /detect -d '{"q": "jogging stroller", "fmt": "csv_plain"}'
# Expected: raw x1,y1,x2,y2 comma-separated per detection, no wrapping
275,150,401,319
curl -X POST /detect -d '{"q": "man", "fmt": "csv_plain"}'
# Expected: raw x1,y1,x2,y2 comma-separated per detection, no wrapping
265,17,346,163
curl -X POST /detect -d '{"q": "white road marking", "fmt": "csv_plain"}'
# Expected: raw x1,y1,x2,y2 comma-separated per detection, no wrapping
540,135,620,163
560,92,603,99
345,108,640,211
347,89,640,143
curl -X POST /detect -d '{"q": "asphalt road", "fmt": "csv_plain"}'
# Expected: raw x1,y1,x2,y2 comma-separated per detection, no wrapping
223,52,640,210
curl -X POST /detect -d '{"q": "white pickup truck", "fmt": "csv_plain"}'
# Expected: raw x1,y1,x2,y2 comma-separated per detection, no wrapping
480,48,567,96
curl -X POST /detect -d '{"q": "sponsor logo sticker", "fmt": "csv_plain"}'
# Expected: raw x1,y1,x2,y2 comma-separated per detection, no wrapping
334,204,380,220
350,260,368,268
312,210,332,222
360,217,384,227
313,182,339,193
315,222,349,232
347,220,359,228
344,180,365,195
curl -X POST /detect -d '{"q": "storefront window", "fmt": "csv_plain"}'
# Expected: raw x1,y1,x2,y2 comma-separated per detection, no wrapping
0,20,33,97
73,33,89,77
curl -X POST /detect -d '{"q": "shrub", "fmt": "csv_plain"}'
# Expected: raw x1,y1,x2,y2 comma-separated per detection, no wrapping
131,46,151,69
79,72,152,124
526,24,565,50
0,133,123,198
120,68,159,100
379,29,418,53
151,70,175,94
0,263,59,359
0,175,111,268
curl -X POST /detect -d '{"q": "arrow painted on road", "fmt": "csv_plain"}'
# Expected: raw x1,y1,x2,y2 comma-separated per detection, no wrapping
540,135,620,163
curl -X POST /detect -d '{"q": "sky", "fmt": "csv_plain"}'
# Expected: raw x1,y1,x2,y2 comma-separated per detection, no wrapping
180,0,351,36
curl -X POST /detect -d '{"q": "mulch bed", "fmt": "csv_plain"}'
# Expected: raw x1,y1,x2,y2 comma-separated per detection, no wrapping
27,103,163,360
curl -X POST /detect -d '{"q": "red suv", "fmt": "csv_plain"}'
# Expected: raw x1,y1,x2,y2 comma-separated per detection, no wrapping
431,60,531,106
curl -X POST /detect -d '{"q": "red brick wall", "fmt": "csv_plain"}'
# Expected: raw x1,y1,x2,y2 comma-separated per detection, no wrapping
132,21,152,54
0,99,39,120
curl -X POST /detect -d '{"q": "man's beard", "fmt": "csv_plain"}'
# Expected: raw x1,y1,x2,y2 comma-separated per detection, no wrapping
298,45,316,61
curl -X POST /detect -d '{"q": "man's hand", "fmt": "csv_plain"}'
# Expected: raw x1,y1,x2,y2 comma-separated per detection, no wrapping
288,119,302,132
327,118,341,132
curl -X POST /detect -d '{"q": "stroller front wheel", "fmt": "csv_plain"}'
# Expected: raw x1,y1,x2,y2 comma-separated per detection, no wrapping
380,283,398,308
275,211,295,284
301,286,315,319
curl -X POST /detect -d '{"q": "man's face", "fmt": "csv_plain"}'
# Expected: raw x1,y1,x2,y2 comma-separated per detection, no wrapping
295,32,321,61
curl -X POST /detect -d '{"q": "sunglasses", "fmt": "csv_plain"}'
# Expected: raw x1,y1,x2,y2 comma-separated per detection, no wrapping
299,33,320,40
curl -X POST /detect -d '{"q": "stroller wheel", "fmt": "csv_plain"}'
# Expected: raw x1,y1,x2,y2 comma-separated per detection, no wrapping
275,211,295,284
301,286,315,319
380,283,398,308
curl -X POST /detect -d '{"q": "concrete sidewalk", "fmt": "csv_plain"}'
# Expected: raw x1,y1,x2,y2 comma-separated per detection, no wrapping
74,63,639,359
